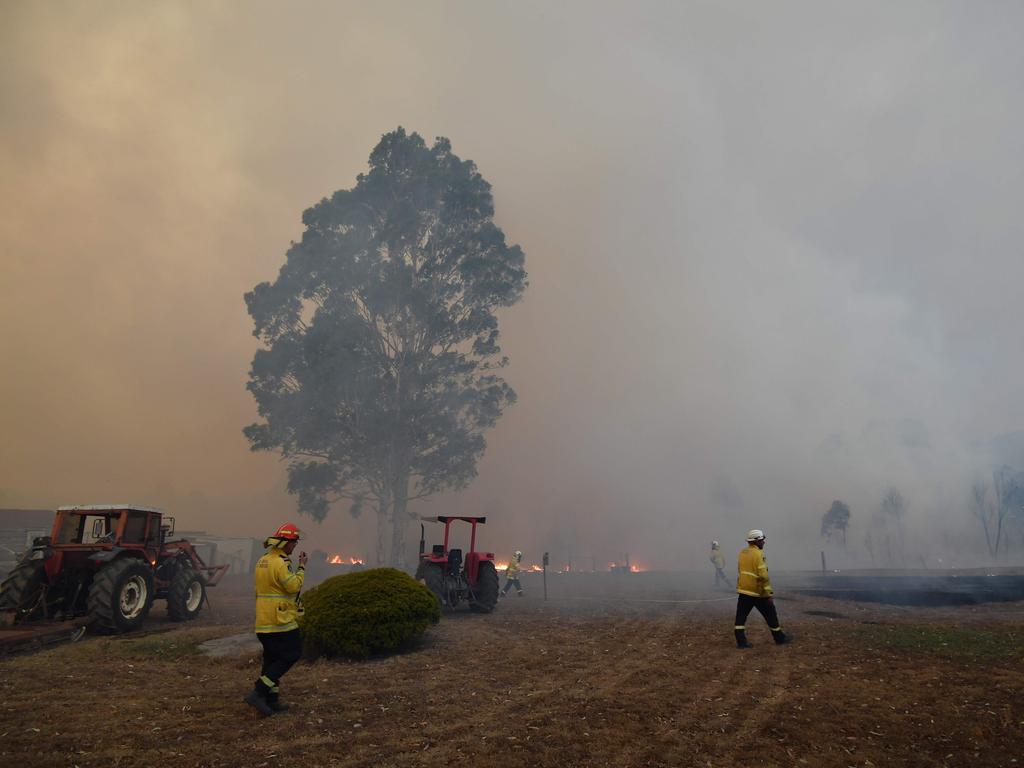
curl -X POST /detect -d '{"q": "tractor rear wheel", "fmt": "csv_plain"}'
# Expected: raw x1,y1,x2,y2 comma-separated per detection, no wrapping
166,567,205,621
415,561,446,608
0,560,46,620
470,560,499,613
87,558,154,634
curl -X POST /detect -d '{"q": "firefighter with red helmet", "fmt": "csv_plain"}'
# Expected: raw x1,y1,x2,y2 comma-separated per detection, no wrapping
244,522,307,716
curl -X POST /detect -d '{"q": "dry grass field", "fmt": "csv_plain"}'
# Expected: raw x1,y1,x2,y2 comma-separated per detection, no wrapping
1,571,1022,768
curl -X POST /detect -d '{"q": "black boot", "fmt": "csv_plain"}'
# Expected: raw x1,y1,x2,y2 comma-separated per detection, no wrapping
773,631,789,645
266,693,291,713
244,688,274,717
735,629,752,649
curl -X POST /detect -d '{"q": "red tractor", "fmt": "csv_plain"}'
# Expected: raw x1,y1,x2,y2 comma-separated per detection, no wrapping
0,505,228,634
415,516,499,613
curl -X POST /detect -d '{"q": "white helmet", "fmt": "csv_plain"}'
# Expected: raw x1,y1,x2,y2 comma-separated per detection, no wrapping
746,529,765,543
711,540,720,548
514,550,522,559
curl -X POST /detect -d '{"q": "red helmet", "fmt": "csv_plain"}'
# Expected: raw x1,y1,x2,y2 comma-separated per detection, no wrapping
273,522,301,541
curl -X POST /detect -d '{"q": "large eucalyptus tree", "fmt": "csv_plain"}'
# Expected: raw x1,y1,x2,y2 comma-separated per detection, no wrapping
245,128,527,566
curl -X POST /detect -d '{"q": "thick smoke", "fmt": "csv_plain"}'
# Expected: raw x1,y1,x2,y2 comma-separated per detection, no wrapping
2,2,1022,570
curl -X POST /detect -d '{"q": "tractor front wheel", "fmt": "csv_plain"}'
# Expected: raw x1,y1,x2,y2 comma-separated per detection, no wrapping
470,561,499,613
415,561,446,609
87,558,154,634
166,567,205,621
0,560,46,621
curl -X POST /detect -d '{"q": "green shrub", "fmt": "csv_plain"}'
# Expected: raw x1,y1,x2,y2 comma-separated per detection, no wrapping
299,568,440,659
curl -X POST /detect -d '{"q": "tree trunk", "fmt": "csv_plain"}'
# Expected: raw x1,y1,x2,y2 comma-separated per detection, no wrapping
977,510,995,559
375,500,388,566
389,470,411,569
896,518,906,565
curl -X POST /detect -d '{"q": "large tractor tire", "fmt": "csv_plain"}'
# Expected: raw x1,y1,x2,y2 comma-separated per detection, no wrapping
87,558,154,634
415,561,446,608
166,567,205,621
469,560,499,613
0,560,46,620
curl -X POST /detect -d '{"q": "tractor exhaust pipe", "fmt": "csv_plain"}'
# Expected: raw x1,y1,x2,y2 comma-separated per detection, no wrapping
419,524,425,557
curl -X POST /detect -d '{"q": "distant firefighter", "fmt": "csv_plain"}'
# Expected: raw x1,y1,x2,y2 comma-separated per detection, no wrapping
501,550,525,597
734,529,788,649
709,540,728,587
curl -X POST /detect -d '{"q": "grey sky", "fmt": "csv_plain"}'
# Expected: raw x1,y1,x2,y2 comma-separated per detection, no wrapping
2,1,1021,567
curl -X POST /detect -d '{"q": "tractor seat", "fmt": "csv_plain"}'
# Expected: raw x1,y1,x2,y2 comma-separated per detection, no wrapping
448,548,462,571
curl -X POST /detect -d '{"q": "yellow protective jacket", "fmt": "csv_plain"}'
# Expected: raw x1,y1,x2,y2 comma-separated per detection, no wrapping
710,550,726,569
736,545,773,597
506,558,521,578
254,549,305,633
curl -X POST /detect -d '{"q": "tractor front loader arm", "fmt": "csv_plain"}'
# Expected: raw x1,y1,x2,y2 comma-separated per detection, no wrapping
164,541,230,586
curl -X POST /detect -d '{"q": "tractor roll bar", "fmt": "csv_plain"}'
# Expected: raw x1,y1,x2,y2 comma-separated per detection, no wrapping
419,516,487,555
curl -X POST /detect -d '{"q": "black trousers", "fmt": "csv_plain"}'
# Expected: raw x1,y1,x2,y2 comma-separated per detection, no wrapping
502,577,523,595
734,594,783,643
256,629,302,694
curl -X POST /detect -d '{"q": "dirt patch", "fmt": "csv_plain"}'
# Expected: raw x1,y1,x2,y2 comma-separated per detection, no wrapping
0,573,1021,767
198,632,262,658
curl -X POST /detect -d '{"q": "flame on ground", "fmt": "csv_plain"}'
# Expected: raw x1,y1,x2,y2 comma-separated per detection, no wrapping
326,554,365,565
608,561,646,572
495,561,545,572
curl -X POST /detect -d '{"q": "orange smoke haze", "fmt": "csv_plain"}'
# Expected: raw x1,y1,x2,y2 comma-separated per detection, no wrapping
3,2,1024,571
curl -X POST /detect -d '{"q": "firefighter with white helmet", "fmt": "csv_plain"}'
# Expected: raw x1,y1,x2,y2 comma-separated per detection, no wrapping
709,540,728,587
244,522,307,716
500,550,525,597
734,529,788,648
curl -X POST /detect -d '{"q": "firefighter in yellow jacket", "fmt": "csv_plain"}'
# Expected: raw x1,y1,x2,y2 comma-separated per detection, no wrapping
500,550,525,597
244,522,307,716
734,529,788,648
710,540,728,587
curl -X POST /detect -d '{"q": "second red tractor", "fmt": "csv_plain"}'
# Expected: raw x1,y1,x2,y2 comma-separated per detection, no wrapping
415,516,499,613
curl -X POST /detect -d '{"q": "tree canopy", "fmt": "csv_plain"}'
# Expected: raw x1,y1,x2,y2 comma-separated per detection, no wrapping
821,500,851,547
244,127,527,565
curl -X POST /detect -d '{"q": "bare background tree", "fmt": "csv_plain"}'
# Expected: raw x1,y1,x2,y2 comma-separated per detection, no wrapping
880,487,908,565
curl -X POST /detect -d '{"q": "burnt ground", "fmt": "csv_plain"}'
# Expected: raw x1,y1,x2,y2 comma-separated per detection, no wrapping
1,571,1022,768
